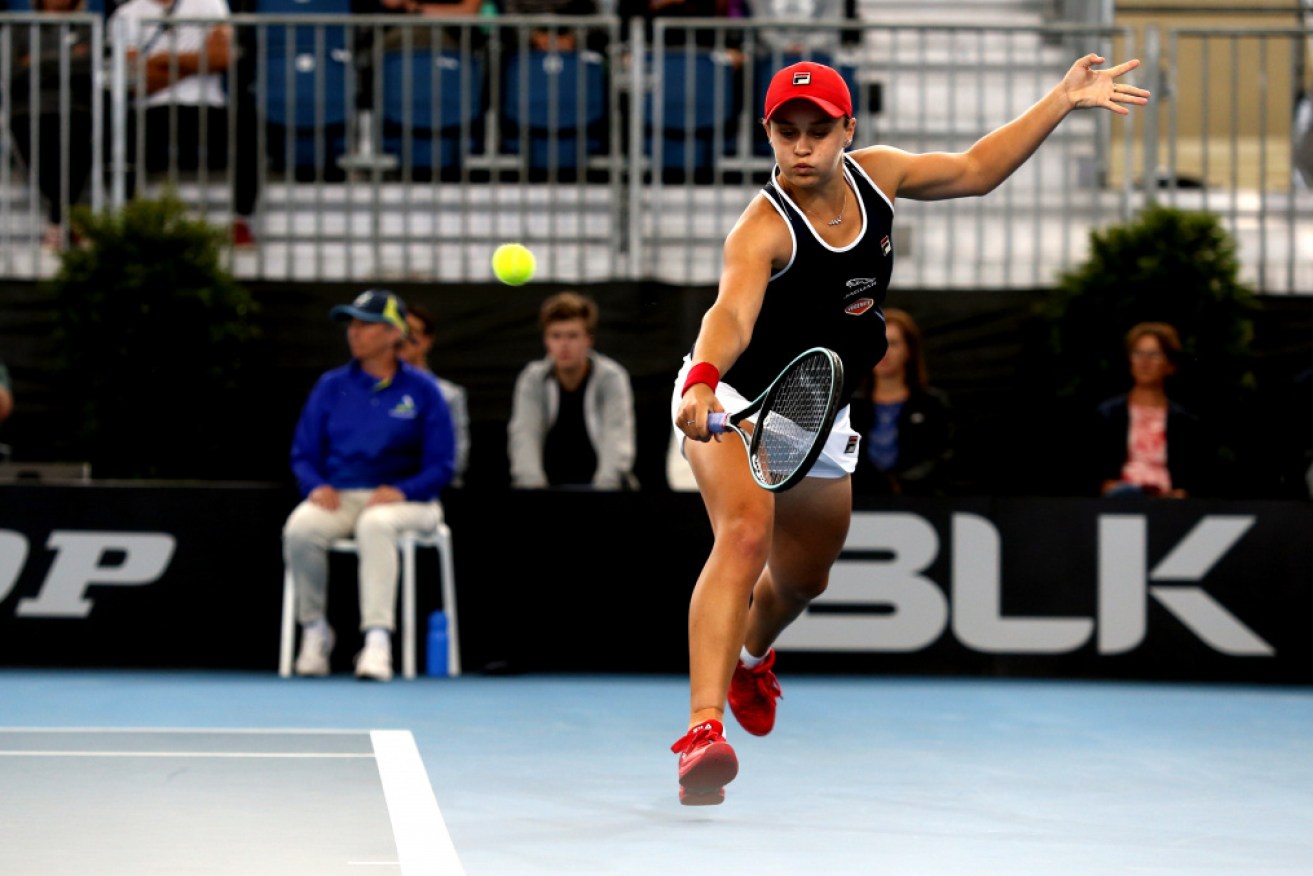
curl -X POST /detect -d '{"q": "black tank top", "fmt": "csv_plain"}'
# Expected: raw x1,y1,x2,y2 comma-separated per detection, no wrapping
722,154,895,404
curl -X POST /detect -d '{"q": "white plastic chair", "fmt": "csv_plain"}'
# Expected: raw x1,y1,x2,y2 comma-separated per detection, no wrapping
279,523,460,679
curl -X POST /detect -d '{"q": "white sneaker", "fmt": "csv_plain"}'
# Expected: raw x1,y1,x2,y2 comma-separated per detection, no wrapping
294,624,335,677
354,641,394,682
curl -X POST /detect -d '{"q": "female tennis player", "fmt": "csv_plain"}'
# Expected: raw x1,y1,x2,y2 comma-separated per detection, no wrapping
669,55,1150,805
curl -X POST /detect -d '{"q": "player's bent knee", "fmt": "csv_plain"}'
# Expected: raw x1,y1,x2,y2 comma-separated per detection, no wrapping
797,576,830,602
776,574,829,605
715,516,772,567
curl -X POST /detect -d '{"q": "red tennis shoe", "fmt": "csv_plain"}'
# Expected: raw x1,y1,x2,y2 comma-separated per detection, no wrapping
728,648,782,736
671,719,738,806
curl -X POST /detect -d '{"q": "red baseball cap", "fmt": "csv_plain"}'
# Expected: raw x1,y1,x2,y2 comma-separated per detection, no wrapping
763,61,853,121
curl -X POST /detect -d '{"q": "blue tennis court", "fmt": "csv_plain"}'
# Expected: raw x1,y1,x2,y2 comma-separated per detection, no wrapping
1,670,1310,875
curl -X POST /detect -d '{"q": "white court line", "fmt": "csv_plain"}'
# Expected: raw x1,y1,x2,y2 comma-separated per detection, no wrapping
0,751,374,758
0,728,378,758
0,726,370,734
371,730,466,876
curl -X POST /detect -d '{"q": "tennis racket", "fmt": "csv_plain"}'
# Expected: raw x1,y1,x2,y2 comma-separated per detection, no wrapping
707,347,845,492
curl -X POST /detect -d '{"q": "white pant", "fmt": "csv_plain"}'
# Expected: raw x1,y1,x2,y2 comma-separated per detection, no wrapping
282,490,443,632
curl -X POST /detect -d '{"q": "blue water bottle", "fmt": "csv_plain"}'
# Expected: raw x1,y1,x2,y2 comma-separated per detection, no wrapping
426,610,449,677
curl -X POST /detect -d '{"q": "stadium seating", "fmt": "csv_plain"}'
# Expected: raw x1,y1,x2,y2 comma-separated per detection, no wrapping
500,50,607,177
257,0,353,179
380,48,484,177
643,49,739,180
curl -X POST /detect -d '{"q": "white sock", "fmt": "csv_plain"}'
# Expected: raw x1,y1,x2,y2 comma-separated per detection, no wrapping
365,628,392,651
739,646,765,669
303,619,330,638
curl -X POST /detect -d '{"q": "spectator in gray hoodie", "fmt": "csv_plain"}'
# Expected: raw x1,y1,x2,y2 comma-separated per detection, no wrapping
508,291,639,490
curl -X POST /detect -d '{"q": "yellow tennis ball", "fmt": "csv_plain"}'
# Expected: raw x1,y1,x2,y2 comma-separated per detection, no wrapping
491,243,536,286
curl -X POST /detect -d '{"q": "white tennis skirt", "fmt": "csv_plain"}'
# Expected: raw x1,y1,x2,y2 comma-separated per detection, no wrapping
670,355,860,479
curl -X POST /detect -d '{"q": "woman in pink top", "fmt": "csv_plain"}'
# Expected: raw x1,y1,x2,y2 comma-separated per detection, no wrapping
1094,322,1210,498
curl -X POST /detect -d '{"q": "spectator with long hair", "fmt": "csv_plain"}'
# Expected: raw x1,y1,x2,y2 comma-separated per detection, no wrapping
0,359,12,461
849,307,954,496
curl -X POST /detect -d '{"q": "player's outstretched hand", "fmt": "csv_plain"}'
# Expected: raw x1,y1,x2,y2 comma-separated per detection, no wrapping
1061,54,1151,115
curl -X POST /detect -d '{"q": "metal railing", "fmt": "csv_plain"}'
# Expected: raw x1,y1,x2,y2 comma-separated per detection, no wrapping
1,13,1310,293
1157,26,1313,294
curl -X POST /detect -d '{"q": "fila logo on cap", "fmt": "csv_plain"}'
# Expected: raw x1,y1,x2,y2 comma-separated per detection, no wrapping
793,72,812,85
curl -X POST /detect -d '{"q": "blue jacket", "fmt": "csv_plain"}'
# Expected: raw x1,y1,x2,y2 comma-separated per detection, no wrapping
290,360,456,501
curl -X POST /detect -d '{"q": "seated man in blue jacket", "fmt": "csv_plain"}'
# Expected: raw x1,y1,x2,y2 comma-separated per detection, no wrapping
284,289,456,682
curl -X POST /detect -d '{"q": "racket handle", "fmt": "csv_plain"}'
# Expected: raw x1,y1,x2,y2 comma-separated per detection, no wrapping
707,412,729,434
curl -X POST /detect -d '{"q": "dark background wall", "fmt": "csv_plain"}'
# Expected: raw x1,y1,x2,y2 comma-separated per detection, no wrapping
2,484,1309,683
3,279,1311,682
3,279,1311,498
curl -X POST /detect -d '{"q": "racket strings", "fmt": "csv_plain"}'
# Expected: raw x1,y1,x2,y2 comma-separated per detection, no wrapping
752,356,835,485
